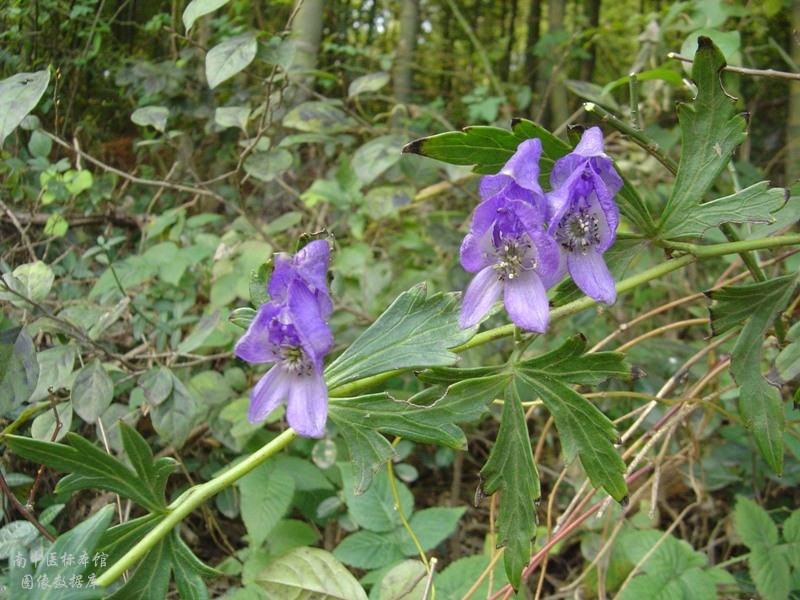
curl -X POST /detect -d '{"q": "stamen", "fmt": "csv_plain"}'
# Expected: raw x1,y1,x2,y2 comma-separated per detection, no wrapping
278,344,314,376
491,233,537,281
555,208,600,254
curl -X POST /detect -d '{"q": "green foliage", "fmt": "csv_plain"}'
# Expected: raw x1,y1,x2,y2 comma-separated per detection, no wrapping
0,69,50,145
515,334,634,502
734,496,800,600
708,274,798,473
478,382,540,590
325,284,475,390
0,326,39,415
657,37,749,238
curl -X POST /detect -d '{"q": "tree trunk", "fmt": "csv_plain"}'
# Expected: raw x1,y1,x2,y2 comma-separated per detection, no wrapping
787,0,800,183
392,0,419,126
500,0,519,82
290,0,324,102
580,0,601,82
524,0,542,92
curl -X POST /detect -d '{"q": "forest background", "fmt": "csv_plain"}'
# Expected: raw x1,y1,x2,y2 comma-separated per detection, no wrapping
1,0,800,598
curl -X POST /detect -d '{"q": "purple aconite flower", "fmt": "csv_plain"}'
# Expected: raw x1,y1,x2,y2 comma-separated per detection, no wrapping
479,138,547,214
235,242,333,438
268,239,333,318
546,127,623,305
459,194,560,333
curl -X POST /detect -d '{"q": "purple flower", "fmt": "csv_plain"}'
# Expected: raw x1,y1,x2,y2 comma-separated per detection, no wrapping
235,243,333,438
479,138,547,215
459,194,560,333
268,239,332,318
546,127,623,304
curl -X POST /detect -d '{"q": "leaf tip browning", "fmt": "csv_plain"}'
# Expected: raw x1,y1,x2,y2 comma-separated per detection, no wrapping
401,138,424,155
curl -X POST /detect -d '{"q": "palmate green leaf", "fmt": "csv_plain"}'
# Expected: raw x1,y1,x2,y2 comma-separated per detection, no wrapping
329,374,511,494
478,382,540,590
0,326,39,415
325,283,475,390
256,547,368,600
663,182,787,239
708,274,798,474
107,533,171,600
515,335,632,502
657,37,749,238
6,423,175,513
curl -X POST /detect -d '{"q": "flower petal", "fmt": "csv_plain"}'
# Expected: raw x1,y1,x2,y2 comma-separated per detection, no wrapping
294,239,331,294
573,126,606,157
234,302,281,363
248,365,290,423
459,266,503,328
288,280,333,372
501,138,543,193
267,253,295,304
286,372,328,438
567,250,617,304
503,269,549,333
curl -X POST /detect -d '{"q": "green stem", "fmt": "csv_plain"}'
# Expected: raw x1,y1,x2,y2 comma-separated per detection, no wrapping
584,102,678,174
662,233,800,258
96,428,297,588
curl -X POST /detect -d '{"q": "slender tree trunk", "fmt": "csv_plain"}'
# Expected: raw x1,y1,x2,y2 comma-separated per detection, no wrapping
787,0,800,183
524,0,542,92
392,0,419,126
290,0,324,102
499,0,519,82
580,0,600,82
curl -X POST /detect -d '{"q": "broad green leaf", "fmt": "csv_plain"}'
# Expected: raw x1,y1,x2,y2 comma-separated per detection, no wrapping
0,326,39,415
44,213,68,237
478,382,540,590
65,169,93,195
774,341,800,383
783,509,800,566
0,69,50,145
339,464,413,533
243,148,292,182
9,506,113,600
266,519,320,557
137,367,173,406
283,101,359,134
177,310,220,353
30,344,76,402
259,36,296,71
150,374,197,448
0,521,39,560
377,560,427,599
708,275,798,473
257,547,368,600
31,401,72,442
214,105,250,130
396,507,466,555
0,260,55,306
238,462,295,547
351,135,406,185
330,375,510,494
333,530,404,569
206,33,257,89
348,72,390,97
6,432,167,513
663,182,787,238
325,284,475,390
131,106,169,133
733,495,778,547
436,555,510,599
657,37,748,237
71,359,114,422
749,543,791,600
183,0,231,30
515,335,630,502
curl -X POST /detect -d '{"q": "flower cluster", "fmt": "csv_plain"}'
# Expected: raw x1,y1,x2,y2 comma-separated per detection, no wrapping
234,240,333,438
459,127,622,333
